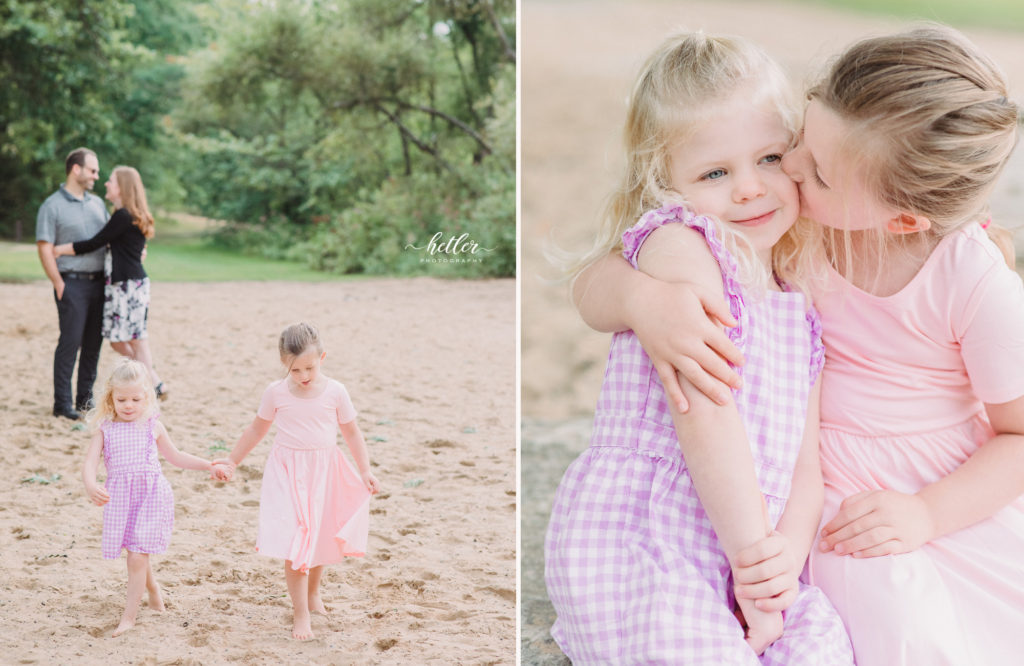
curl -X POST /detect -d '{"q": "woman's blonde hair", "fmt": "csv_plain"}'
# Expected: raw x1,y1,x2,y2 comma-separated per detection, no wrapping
87,358,157,430
279,322,324,370
112,166,156,239
810,23,1018,269
568,31,814,292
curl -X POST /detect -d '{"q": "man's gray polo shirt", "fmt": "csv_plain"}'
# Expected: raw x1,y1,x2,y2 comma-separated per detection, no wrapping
36,185,109,272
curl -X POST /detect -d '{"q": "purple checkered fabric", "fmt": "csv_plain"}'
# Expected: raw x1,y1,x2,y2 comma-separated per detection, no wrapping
545,206,853,664
100,416,174,559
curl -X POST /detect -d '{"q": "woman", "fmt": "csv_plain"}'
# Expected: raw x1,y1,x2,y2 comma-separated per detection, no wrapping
55,166,168,399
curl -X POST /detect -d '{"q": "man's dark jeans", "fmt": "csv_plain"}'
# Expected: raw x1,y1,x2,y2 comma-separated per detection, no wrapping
53,275,105,410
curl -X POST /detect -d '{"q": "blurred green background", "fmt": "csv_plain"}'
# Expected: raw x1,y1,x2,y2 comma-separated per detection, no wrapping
1,0,515,281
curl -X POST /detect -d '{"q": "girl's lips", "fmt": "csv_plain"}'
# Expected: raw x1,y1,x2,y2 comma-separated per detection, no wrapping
734,210,776,226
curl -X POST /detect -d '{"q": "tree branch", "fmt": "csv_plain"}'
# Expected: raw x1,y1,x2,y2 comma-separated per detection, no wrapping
396,101,491,156
482,0,515,64
374,103,455,174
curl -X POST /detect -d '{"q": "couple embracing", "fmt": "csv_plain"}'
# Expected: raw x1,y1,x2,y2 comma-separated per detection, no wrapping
36,148,167,421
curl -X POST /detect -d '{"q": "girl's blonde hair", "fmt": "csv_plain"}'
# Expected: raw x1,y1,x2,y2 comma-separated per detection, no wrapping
279,322,324,369
112,166,156,239
87,359,157,429
810,23,1019,270
569,31,814,292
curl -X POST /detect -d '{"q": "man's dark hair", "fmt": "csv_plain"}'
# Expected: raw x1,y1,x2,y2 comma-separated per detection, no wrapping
65,147,96,175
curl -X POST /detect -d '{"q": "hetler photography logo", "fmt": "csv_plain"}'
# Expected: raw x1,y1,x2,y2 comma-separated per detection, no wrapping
405,231,496,263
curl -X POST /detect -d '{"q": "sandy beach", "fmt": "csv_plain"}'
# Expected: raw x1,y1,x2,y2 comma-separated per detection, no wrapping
1,277,515,664
521,1,1024,662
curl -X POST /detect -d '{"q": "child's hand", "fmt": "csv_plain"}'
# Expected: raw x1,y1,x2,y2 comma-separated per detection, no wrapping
85,483,110,506
361,469,380,495
732,531,801,613
734,596,784,656
629,279,744,412
819,489,935,558
210,459,235,482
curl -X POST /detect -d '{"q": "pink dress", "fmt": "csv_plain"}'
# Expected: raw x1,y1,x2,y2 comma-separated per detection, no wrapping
101,415,174,559
545,206,853,664
809,223,1024,664
254,378,370,573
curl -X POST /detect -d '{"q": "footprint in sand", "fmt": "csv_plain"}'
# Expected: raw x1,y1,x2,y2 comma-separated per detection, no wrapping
375,638,398,651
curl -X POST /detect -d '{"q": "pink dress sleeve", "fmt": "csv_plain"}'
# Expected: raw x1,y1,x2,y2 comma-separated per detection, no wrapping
620,204,749,363
335,382,358,425
959,260,1024,404
256,382,278,421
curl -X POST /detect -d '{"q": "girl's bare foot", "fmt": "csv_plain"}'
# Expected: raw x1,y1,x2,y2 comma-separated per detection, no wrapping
147,584,165,612
292,609,315,640
112,617,135,637
308,593,329,616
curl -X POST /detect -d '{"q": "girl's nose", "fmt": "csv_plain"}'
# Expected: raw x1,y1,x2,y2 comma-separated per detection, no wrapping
733,170,767,202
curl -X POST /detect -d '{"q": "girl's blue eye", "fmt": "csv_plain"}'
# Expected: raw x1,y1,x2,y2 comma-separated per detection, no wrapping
761,154,783,165
702,169,726,181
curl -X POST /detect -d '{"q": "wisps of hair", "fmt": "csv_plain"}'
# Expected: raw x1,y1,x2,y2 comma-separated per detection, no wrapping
87,358,157,430
279,322,324,369
558,31,812,295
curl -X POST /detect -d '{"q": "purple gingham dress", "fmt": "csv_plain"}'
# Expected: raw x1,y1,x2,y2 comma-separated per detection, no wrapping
100,415,174,559
545,206,853,664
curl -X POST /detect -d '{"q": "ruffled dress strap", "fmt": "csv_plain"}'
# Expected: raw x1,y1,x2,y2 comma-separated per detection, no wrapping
805,303,826,384
621,204,748,361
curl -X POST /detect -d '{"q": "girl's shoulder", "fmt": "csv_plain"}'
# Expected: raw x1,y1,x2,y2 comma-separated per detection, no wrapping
322,376,350,397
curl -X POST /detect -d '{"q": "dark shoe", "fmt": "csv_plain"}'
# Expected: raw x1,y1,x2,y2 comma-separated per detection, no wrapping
76,398,94,412
53,406,82,420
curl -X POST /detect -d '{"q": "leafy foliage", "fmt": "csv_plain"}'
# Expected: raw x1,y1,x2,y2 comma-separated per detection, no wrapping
2,0,515,278
174,0,515,276
0,0,206,238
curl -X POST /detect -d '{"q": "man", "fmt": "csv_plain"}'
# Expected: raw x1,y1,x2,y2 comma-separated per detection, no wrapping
36,148,109,420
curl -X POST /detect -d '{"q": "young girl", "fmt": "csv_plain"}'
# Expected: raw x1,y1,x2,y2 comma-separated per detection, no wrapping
81,358,216,637
574,25,1024,664
544,33,853,664
54,166,169,399
213,322,380,640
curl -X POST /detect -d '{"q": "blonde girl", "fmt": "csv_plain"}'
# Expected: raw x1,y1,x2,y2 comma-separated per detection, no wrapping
544,33,853,664
82,358,215,637
213,323,380,640
54,166,168,399
574,24,1024,664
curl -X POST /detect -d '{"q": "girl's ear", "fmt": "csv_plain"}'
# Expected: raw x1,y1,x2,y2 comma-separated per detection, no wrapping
885,213,931,235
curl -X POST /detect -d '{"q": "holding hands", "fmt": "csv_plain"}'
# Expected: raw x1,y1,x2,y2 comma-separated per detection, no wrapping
732,530,802,613
210,458,236,482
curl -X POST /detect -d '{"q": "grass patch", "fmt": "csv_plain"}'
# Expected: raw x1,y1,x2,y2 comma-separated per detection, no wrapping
0,211,359,283
789,0,1024,31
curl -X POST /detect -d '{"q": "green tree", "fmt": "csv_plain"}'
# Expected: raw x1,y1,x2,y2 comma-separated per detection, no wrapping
174,0,515,277
0,0,207,239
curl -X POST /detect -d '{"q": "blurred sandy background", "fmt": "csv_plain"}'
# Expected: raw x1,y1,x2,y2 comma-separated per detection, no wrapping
1,278,515,664
521,1,1024,662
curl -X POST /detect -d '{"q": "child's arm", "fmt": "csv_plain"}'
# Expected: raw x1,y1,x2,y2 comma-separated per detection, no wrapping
213,416,274,479
573,250,744,411
339,419,380,494
153,420,214,472
640,225,780,652
734,381,824,612
82,430,110,506
820,395,1024,557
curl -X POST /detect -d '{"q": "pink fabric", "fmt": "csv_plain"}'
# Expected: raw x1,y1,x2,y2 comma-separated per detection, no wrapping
809,222,1024,665
101,416,174,559
545,206,852,664
254,379,370,573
